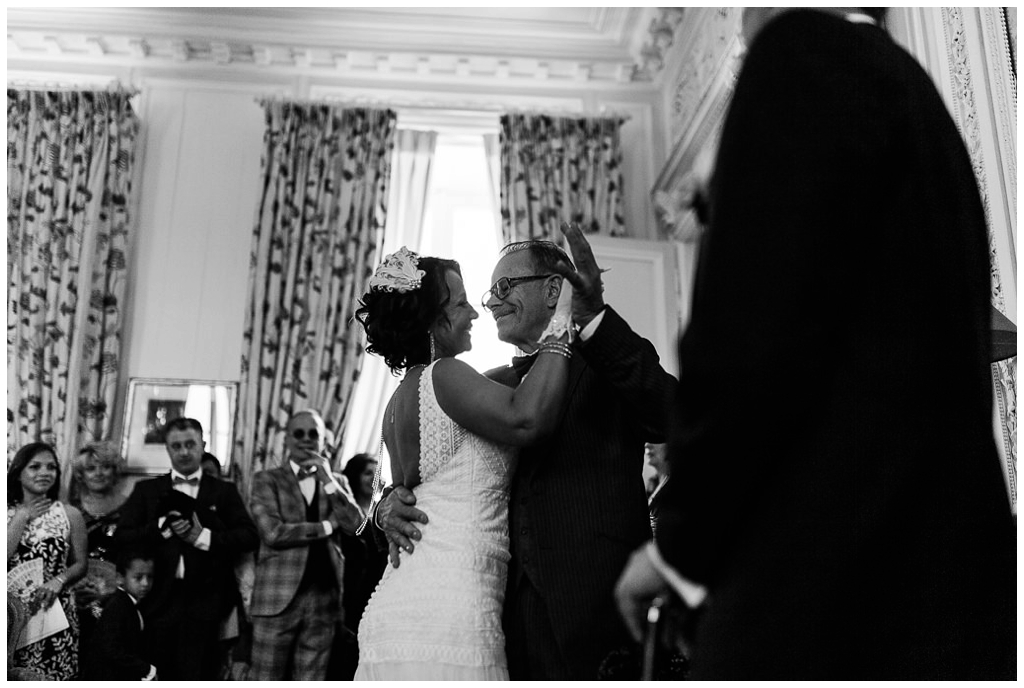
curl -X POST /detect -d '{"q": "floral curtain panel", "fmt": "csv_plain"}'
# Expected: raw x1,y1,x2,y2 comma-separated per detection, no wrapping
233,102,396,497
499,113,626,243
339,128,437,465
7,89,138,492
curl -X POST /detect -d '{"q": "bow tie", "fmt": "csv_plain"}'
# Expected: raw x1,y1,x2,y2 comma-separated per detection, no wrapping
172,476,199,486
511,353,538,379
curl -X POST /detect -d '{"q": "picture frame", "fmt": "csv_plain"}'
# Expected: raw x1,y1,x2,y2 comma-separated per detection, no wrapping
121,378,238,474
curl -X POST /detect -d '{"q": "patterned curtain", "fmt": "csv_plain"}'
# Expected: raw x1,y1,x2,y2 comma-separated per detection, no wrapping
232,102,396,497
338,129,437,466
499,113,626,243
7,89,138,495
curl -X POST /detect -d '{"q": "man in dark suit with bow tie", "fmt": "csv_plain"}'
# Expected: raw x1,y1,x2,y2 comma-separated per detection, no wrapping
379,223,678,679
248,409,363,680
116,416,258,680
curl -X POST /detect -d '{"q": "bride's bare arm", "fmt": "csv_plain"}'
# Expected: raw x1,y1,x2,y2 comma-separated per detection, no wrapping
431,343,570,447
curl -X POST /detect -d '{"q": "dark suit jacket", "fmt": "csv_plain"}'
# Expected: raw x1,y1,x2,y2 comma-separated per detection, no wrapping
82,588,150,680
115,474,259,623
657,11,1015,679
491,306,677,679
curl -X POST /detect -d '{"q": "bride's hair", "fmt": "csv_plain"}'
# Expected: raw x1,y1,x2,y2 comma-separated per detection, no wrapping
356,256,461,374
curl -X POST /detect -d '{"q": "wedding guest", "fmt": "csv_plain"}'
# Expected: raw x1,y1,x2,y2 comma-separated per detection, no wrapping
339,453,387,632
7,442,88,680
81,548,157,680
115,417,259,680
615,8,1015,679
248,409,363,681
200,452,222,479
378,224,677,679
69,442,129,632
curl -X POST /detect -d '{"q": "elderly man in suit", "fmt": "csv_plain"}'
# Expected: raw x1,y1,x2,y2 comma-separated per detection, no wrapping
248,409,363,680
379,223,678,679
615,7,1015,680
116,416,259,680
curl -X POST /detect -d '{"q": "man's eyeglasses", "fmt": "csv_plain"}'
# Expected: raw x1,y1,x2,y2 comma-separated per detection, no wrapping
481,275,554,310
291,428,320,441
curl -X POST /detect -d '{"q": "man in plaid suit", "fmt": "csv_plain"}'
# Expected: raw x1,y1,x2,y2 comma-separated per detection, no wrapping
248,409,363,680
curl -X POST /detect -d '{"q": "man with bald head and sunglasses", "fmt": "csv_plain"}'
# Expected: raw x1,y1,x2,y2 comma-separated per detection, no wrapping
248,409,363,680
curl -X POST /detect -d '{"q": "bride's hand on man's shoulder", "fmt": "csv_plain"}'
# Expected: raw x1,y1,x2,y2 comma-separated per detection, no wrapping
379,485,428,568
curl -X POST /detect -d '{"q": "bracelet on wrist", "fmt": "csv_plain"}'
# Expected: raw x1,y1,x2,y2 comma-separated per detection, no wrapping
538,341,573,359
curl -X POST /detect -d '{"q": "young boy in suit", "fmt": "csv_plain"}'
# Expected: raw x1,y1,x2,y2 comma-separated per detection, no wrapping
82,549,158,680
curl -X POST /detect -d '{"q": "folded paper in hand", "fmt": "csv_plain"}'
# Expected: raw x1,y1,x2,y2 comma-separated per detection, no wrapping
7,558,70,649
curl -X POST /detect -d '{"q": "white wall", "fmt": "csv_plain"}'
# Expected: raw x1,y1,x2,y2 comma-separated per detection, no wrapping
124,80,266,384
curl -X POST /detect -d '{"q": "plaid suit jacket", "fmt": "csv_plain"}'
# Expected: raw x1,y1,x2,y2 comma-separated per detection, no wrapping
249,464,356,617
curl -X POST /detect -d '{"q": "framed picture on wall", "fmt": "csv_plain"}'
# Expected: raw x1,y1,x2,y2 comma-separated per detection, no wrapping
121,378,238,474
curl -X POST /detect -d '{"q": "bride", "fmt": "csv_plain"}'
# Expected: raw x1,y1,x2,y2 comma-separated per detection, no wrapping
352,247,572,680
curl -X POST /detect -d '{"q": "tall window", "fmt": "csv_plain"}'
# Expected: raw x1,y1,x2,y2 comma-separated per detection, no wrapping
339,129,510,471
420,134,511,373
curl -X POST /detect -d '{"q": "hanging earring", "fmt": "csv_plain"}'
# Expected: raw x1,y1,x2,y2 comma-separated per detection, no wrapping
429,332,437,362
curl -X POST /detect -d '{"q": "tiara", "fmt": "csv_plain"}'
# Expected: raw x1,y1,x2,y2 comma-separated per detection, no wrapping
368,246,424,293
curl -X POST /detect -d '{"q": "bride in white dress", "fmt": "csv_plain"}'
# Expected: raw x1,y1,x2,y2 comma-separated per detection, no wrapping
352,247,572,680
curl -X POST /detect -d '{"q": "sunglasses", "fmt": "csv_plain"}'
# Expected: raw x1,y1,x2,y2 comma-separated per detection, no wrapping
291,428,320,441
481,275,554,310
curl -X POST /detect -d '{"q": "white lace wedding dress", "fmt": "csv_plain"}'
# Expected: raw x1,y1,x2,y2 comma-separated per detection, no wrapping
354,361,517,681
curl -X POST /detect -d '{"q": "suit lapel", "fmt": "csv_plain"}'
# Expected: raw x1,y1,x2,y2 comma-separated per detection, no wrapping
195,474,212,505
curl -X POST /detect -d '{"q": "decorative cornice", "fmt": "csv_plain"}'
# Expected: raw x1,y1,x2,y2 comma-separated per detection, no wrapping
631,8,686,82
6,8,665,87
665,8,743,145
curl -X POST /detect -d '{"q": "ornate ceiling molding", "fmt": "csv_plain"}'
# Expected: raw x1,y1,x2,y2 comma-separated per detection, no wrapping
664,8,744,145
7,7,672,87
631,8,687,82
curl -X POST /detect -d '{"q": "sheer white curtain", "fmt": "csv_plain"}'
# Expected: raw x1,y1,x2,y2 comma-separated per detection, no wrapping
339,129,437,466
482,133,502,227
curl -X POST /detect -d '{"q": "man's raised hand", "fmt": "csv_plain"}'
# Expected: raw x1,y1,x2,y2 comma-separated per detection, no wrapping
558,221,606,329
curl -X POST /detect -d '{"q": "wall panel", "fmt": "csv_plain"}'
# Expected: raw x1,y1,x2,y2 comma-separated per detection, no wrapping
125,82,266,385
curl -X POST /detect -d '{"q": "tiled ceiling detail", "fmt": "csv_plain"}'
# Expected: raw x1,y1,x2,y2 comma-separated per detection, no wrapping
7,7,688,86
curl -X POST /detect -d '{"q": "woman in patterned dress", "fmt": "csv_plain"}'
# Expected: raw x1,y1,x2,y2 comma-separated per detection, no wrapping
7,442,88,680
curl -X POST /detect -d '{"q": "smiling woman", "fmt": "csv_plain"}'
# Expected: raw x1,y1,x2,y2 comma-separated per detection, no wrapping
69,441,130,635
7,442,89,680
